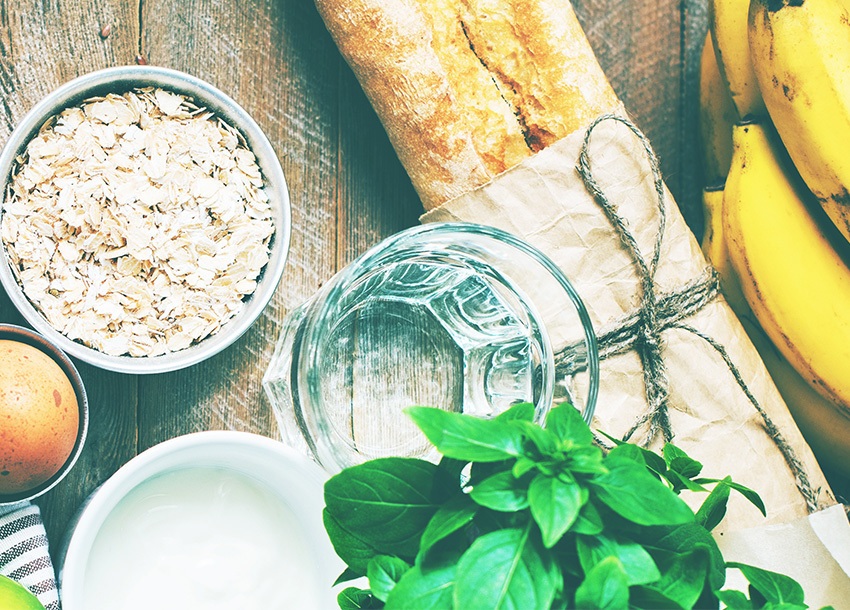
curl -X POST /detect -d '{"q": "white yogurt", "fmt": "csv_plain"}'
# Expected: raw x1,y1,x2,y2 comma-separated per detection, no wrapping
81,467,322,610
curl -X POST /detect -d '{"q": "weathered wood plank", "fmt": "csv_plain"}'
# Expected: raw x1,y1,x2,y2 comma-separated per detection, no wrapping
0,0,141,557
682,0,711,238
0,0,140,129
335,64,423,267
136,0,343,446
573,0,693,231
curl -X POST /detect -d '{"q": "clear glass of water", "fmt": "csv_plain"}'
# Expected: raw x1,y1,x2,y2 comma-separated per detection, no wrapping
263,222,599,472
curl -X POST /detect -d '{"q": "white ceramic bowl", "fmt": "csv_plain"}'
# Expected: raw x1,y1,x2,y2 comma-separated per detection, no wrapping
58,431,343,609
0,66,291,374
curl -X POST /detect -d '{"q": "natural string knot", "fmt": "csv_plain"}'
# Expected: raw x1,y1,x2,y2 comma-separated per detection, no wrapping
568,113,820,512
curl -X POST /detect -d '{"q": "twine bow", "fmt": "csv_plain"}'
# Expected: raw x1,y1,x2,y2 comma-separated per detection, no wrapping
561,114,820,513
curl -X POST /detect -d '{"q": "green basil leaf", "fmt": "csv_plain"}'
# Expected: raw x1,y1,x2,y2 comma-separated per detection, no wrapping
607,443,668,480
338,587,382,609
577,534,660,587
663,444,703,478
600,437,668,479
407,406,525,462
724,481,767,517
419,494,477,554
714,589,754,609
571,499,604,536
496,402,536,422
665,470,709,494
641,450,670,479
695,476,732,532
454,525,560,610
546,403,593,445
727,562,805,605
470,459,512,484
334,567,362,586
325,458,438,558
470,470,530,512
367,555,411,602
574,556,629,609
646,546,711,609
750,584,768,606
433,457,467,501
643,523,725,592
565,445,607,475
607,443,645,462
323,509,381,574
596,430,625,446
529,473,585,548
513,456,539,478
384,562,456,610
512,419,560,455
694,477,767,517
628,585,688,609
592,451,694,526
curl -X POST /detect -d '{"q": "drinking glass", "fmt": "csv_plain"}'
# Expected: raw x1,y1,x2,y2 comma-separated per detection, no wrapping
263,222,599,471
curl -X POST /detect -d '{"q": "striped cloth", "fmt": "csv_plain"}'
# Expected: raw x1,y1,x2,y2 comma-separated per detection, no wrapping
0,501,60,610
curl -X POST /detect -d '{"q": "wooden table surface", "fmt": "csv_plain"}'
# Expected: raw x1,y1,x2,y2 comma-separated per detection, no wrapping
0,0,718,567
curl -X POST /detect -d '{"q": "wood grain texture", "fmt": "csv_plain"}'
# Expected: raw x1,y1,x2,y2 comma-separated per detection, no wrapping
336,64,422,267
137,0,344,445
682,0,711,239
573,0,701,233
0,0,140,554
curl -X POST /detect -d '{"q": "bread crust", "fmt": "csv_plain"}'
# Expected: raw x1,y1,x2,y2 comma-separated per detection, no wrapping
418,0,531,175
314,0,622,210
460,0,621,150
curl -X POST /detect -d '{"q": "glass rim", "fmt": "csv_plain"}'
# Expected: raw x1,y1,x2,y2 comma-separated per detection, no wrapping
304,221,599,427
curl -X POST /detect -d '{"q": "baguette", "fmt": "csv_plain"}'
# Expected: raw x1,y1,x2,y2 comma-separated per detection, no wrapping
314,0,621,210
459,0,621,151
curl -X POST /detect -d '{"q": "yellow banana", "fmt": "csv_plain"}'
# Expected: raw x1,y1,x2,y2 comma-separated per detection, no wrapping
701,186,749,315
709,0,767,119
698,32,739,186
723,121,850,414
703,185,850,475
748,0,850,243
739,314,850,478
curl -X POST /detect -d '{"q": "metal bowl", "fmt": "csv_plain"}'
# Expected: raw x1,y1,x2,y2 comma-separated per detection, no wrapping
0,323,88,506
0,66,291,374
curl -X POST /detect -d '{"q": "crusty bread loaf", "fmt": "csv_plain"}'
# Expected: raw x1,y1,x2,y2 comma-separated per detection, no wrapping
459,0,621,151
419,0,531,174
314,0,621,210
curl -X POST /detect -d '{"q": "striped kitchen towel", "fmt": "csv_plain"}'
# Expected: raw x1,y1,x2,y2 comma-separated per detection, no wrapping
0,501,60,610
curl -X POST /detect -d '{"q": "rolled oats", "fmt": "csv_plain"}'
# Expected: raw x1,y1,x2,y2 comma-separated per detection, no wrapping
1,87,275,357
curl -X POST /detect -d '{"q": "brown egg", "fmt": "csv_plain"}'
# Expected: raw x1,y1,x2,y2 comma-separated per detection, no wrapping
0,339,79,496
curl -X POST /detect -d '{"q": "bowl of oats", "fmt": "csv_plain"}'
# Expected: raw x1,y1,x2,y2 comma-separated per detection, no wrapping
0,66,290,373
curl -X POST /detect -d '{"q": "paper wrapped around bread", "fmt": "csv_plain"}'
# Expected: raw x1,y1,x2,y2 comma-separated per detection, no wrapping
313,0,842,537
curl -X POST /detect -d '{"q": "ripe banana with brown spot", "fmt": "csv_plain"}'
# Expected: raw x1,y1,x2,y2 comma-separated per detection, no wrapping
709,0,766,119
749,0,850,243
723,121,850,414
698,32,739,186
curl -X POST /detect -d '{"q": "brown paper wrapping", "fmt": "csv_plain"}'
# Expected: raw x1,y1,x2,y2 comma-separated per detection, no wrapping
422,115,836,532
717,504,850,607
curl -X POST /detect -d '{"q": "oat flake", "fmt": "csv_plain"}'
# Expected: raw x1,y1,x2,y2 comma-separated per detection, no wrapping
1,87,275,357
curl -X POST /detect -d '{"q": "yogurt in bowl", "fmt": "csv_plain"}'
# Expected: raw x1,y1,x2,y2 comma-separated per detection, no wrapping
58,431,342,609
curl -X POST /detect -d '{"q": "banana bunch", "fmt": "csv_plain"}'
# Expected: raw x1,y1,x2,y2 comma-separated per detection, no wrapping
699,1,850,475
749,0,850,243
